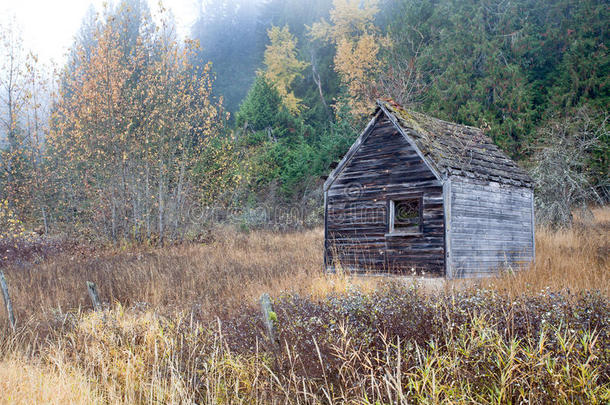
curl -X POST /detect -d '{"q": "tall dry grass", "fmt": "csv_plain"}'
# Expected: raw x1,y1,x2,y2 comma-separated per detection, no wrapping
483,207,609,295
0,356,101,405
0,207,608,403
2,208,606,329
0,227,379,328
2,287,607,404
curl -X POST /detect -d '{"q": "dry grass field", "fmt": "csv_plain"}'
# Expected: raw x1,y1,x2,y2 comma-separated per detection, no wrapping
0,207,608,403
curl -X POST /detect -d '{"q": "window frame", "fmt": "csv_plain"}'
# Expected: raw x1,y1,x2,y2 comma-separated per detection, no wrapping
386,195,423,236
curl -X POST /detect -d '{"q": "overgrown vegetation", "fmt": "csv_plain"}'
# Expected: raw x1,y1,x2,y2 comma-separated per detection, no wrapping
192,0,609,219
529,108,608,227
0,208,608,403
3,287,608,403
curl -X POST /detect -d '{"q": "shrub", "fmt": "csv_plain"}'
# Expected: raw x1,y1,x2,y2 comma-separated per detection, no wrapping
530,109,608,227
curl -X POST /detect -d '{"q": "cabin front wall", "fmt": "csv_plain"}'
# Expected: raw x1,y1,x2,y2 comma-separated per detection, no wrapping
325,116,445,275
447,177,535,278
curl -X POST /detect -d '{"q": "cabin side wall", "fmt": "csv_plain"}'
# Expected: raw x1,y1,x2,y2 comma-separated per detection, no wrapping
449,177,534,278
325,116,445,275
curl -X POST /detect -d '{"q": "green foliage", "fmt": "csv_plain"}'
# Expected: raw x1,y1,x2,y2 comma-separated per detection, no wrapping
3,0,608,238
191,135,244,207
225,0,608,208
236,76,285,131
230,72,360,205
387,0,609,160
241,135,310,199
233,76,315,200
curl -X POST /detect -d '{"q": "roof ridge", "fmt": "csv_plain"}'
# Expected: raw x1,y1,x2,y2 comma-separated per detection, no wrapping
375,99,532,187
377,99,488,137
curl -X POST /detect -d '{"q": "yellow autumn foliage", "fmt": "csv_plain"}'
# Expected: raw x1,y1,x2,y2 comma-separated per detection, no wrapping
262,25,308,114
46,6,224,240
309,0,387,116
0,199,34,240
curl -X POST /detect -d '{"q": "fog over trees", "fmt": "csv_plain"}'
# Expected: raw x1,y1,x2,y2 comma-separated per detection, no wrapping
0,0,608,239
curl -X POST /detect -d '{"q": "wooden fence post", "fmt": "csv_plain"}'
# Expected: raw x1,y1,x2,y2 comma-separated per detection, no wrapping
260,293,278,348
86,281,102,311
0,270,15,330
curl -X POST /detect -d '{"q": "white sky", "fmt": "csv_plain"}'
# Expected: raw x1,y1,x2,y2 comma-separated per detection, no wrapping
1,0,201,65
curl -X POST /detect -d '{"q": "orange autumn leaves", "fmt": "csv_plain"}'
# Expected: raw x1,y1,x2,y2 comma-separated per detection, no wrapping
261,0,388,118
48,6,224,240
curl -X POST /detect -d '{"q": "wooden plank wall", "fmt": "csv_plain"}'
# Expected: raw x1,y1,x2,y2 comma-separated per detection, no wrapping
449,178,534,277
325,116,445,275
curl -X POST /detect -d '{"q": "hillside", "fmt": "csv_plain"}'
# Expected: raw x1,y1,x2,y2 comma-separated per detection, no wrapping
0,0,607,238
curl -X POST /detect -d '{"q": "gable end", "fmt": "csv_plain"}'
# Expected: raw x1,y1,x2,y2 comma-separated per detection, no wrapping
324,108,444,192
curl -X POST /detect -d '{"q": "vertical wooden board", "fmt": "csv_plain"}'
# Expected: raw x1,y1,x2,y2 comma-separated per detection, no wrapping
449,177,534,278
443,179,452,278
325,101,534,277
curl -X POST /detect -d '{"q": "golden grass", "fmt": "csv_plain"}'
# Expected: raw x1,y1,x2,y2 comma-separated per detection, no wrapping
0,207,607,403
0,227,380,328
1,208,608,328
483,206,609,295
3,298,607,404
0,356,101,405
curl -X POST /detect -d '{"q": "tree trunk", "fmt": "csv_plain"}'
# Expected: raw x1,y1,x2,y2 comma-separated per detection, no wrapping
158,159,165,243
145,162,151,239
310,50,331,119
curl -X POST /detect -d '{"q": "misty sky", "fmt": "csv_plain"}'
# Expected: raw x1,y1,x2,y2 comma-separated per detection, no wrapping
1,0,200,65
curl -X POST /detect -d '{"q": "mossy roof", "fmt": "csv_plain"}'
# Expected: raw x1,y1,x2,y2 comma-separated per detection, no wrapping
377,100,532,187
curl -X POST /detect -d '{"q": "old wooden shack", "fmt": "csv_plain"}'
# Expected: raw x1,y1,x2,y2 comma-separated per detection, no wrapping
324,100,535,278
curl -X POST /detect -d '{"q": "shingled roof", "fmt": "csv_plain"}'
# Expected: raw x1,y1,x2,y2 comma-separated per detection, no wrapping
376,100,532,187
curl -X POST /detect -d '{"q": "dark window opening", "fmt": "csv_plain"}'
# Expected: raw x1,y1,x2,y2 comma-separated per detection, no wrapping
389,197,422,235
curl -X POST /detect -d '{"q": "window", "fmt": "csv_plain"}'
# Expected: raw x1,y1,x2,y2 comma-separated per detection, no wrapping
388,197,422,235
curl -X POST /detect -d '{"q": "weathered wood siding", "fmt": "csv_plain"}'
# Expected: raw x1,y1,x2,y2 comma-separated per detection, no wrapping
325,116,445,274
448,177,534,277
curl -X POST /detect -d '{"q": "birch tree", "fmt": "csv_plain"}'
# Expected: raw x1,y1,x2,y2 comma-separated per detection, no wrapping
50,2,223,241
0,19,30,210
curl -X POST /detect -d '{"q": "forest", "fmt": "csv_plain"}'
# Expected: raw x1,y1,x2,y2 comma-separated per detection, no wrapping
0,0,608,241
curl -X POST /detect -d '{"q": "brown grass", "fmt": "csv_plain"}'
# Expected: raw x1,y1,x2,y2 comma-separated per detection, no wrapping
2,290,607,404
0,207,608,403
2,208,607,329
482,206,610,295
0,227,379,327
